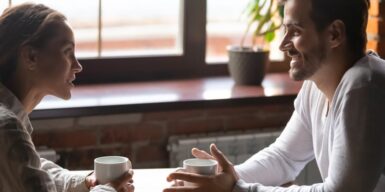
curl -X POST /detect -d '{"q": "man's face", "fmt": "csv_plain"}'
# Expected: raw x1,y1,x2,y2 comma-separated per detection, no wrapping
279,0,328,81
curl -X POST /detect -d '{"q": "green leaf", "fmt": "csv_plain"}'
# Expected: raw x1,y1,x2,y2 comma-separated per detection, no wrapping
279,5,284,18
264,31,275,42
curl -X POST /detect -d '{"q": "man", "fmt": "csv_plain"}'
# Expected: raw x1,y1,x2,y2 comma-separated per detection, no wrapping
163,0,385,191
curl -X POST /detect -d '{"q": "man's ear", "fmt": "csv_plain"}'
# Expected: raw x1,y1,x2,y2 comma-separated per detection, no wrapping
20,45,39,71
327,20,346,48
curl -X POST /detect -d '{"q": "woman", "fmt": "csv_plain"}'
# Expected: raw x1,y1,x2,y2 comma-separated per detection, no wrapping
0,3,134,192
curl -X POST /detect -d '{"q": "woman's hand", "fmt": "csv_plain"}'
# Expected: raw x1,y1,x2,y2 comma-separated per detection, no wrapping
164,144,238,192
86,170,135,192
107,170,134,192
85,172,97,189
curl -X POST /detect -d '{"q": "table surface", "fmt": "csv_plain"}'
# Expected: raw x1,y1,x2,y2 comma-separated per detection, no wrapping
133,168,176,192
75,168,176,192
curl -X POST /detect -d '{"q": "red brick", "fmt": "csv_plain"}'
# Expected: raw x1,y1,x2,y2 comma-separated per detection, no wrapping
100,123,165,144
135,144,168,164
369,0,385,17
32,129,97,149
144,109,205,121
367,16,385,35
168,118,224,135
207,103,293,118
59,146,133,170
206,106,264,117
367,40,379,51
224,111,291,131
258,103,294,112
368,40,385,58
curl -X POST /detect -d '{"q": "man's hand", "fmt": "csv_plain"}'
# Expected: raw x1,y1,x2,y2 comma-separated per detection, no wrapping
192,147,223,172
86,170,135,192
163,144,238,192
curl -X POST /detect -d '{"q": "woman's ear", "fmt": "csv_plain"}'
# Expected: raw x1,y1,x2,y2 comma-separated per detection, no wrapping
328,20,346,49
20,45,38,71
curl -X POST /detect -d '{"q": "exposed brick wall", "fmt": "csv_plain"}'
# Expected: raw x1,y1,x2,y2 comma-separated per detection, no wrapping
31,102,294,170
367,0,385,57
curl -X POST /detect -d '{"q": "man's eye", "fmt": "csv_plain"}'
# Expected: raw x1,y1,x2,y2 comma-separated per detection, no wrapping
293,30,300,36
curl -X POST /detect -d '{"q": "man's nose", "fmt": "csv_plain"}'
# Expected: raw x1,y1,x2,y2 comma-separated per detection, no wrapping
279,35,292,52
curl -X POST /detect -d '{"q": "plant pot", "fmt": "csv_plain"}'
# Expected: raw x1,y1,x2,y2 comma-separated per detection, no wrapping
227,46,269,85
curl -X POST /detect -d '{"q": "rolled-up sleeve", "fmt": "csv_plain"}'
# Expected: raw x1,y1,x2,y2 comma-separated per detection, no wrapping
40,158,91,192
0,115,57,192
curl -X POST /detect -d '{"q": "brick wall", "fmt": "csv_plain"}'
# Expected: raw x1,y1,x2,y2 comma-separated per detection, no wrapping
367,0,385,57
31,102,293,170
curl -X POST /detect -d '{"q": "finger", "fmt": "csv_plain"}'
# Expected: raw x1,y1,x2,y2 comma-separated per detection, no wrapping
118,183,134,192
85,172,97,188
210,143,233,171
191,148,214,160
109,170,134,189
167,172,210,183
126,183,135,192
171,180,184,186
163,187,197,192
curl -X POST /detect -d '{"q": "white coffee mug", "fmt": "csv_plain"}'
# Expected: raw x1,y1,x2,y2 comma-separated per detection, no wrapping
94,156,131,184
179,158,218,186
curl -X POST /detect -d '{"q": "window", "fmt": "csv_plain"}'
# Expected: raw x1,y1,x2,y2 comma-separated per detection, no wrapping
206,0,284,63
1,0,287,84
206,0,250,63
12,0,99,58
0,1,7,12
101,0,181,57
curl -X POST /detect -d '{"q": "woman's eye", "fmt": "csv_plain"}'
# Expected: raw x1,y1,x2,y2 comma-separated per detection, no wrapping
63,46,74,54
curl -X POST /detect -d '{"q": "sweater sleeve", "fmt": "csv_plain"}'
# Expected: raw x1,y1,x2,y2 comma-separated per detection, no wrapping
40,158,91,192
235,110,314,186
235,81,314,186
233,85,385,192
0,115,57,192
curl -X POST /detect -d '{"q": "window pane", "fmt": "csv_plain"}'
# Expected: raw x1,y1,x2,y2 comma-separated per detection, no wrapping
11,0,99,58
101,0,182,57
206,0,284,63
0,1,7,13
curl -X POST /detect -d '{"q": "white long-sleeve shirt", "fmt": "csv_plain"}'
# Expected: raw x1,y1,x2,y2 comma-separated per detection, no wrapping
0,83,115,192
233,52,385,192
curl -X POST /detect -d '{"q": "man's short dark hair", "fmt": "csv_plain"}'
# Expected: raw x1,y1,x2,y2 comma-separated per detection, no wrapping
310,0,370,56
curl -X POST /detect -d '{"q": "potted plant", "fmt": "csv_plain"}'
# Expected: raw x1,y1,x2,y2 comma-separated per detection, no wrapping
228,0,284,85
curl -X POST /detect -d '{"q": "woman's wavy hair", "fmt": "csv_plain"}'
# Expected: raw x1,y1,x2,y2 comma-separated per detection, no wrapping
0,3,66,82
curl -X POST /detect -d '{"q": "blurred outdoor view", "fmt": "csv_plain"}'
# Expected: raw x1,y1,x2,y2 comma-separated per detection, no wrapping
0,0,282,61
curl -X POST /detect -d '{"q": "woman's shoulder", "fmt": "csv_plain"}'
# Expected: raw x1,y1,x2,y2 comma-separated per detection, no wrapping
0,105,21,129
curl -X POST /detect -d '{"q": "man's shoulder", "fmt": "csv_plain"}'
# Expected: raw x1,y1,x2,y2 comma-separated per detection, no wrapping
342,53,385,90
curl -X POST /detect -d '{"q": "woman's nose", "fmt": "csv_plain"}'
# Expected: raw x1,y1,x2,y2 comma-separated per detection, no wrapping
72,58,82,73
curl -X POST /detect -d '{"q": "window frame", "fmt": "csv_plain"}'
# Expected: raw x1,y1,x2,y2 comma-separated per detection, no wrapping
7,0,288,84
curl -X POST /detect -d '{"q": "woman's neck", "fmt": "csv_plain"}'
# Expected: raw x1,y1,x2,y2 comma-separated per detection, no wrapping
4,77,43,114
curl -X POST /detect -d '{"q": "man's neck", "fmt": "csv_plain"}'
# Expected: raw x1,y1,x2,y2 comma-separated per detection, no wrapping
311,51,363,103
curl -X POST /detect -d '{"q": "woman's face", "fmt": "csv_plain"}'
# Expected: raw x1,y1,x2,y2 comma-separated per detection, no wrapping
33,21,82,100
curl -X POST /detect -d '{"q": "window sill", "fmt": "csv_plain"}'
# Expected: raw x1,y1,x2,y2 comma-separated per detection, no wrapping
30,73,302,119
